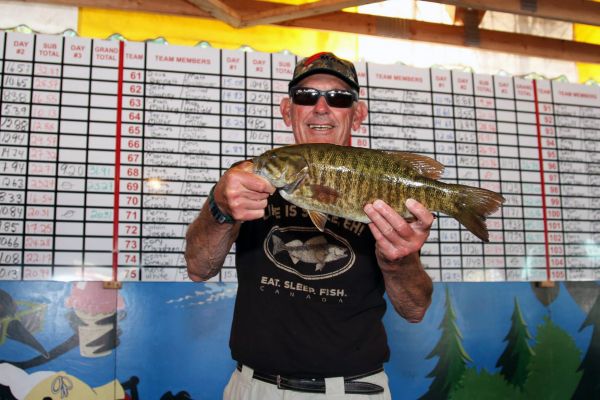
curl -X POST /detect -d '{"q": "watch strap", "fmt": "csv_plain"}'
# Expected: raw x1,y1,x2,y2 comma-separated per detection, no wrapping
208,185,235,224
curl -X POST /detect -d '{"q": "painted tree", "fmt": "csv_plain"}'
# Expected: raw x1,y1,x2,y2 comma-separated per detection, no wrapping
419,286,472,400
495,297,534,389
449,368,520,400
522,316,582,400
572,291,600,400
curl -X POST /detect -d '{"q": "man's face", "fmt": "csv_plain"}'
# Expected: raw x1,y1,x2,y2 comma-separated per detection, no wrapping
280,74,367,145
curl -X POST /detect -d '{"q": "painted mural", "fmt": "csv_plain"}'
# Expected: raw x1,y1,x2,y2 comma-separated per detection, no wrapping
0,281,597,399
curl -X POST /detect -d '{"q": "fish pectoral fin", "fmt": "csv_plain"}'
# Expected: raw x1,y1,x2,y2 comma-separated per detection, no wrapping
283,165,309,193
315,263,324,272
384,151,445,179
308,210,328,232
310,184,340,204
290,255,300,264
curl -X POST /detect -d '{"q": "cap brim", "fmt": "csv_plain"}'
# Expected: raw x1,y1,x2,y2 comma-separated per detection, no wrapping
289,68,359,92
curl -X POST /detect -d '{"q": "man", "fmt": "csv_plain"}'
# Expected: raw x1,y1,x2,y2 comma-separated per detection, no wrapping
185,52,433,399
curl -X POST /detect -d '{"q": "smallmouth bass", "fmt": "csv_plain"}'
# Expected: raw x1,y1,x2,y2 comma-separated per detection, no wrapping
253,143,505,242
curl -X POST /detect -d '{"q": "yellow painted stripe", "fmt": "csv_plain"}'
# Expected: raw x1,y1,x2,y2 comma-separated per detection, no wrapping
78,7,359,60
574,23,600,83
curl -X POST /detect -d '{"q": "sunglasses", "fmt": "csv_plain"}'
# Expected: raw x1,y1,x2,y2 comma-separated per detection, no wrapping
289,87,358,108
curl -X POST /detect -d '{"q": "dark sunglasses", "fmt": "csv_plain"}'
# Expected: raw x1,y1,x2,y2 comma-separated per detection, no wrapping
289,87,357,108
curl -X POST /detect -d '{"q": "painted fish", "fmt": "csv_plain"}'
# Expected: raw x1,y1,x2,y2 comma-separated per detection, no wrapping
272,235,347,271
253,143,505,242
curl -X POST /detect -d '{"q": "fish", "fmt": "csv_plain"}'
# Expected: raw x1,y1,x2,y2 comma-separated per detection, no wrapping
272,235,347,271
253,143,505,242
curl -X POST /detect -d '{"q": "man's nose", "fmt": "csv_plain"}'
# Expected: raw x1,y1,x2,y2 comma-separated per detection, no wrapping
313,95,330,113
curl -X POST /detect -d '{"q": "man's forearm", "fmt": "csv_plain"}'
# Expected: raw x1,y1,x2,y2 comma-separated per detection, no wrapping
378,251,433,323
185,201,241,281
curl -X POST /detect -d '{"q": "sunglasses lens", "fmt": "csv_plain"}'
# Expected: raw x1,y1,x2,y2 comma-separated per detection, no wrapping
291,88,356,108
291,89,319,106
326,91,355,108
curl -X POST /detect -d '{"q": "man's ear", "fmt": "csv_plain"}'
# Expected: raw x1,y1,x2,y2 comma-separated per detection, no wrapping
352,101,368,131
280,97,292,127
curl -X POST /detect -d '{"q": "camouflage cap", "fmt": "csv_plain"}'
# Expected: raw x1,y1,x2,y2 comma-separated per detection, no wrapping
289,52,359,93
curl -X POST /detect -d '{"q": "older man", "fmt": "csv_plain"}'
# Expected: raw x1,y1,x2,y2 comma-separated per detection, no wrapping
185,52,433,399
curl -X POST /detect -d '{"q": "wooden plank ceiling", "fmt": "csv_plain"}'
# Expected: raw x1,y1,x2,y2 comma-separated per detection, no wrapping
19,0,600,63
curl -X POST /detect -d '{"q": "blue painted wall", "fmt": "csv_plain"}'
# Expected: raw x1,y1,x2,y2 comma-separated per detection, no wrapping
0,281,597,399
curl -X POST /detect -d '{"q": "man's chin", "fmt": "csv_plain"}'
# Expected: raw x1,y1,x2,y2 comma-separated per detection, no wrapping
304,132,344,145
310,137,337,144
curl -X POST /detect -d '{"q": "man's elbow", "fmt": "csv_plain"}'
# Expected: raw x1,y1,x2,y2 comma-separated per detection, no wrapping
187,266,218,282
187,270,207,282
396,299,432,323
401,308,428,323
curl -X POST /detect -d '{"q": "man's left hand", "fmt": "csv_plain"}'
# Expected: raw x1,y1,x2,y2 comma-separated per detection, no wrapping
363,198,433,263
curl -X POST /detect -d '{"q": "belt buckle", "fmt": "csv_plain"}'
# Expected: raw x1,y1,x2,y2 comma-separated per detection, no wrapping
276,375,282,389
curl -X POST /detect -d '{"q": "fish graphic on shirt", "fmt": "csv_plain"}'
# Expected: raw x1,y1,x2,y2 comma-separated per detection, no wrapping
272,235,347,272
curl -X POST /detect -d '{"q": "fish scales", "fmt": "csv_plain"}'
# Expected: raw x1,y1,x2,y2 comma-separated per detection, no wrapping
253,143,505,242
306,146,437,219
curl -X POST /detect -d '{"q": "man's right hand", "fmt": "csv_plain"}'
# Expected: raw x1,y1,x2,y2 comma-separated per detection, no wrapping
213,161,276,222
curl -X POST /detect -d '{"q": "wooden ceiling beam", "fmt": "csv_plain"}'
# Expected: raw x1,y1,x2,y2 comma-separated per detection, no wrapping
279,11,600,63
454,7,487,26
12,0,600,63
238,0,382,28
187,0,242,28
425,0,600,27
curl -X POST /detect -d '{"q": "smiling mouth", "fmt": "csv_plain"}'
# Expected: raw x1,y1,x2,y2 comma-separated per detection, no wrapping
308,124,334,131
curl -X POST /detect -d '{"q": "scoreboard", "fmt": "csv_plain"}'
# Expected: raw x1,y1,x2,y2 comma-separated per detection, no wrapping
1,32,599,282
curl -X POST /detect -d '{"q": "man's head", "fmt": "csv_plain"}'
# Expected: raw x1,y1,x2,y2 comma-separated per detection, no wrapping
280,52,367,145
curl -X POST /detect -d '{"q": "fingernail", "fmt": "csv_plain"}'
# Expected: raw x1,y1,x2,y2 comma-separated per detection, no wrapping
406,198,416,207
373,200,385,209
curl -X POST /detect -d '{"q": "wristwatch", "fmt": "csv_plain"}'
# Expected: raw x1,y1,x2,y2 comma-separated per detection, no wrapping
208,185,235,224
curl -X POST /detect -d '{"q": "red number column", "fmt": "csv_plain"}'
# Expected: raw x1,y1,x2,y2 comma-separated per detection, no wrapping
536,80,564,281
475,74,503,281
0,32,31,280
25,34,63,280
117,41,144,281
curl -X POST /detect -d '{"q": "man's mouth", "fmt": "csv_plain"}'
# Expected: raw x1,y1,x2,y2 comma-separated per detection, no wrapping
308,124,334,131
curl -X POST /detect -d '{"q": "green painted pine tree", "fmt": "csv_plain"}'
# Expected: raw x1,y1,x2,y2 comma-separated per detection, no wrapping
572,291,600,399
495,297,534,389
419,286,473,400
449,368,521,400
522,316,582,400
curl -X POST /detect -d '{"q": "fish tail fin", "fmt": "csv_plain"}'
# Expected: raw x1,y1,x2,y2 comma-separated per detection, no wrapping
272,236,284,255
446,185,505,242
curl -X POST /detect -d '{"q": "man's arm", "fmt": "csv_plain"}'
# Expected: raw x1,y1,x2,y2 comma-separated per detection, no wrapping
364,199,434,322
376,251,433,323
185,161,275,282
185,202,241,281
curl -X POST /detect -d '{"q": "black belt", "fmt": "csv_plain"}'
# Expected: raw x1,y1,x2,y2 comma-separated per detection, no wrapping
236,363,384,394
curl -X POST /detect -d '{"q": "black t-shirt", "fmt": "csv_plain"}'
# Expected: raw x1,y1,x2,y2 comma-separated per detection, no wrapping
230,192,390,378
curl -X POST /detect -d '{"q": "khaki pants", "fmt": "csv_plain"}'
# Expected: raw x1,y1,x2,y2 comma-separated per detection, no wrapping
223,365,392,400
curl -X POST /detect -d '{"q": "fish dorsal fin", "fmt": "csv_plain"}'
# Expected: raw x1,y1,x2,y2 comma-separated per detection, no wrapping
306,236,327,246
384,151,444,179
310,184,340,204
308,210,328,232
